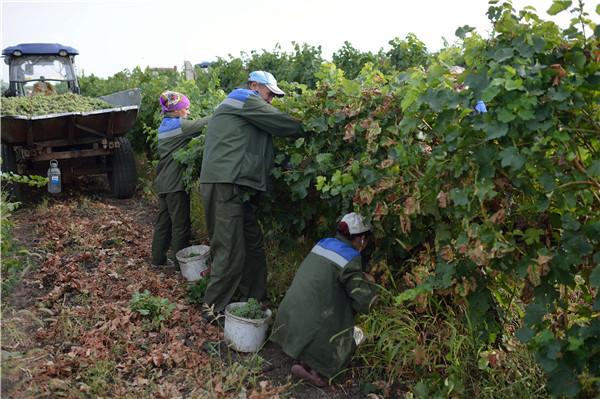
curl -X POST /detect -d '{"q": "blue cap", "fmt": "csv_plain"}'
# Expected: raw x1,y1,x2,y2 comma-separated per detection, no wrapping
248,71,285,97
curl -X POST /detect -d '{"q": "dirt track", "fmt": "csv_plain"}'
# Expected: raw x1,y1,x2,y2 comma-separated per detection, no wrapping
1,177,374,398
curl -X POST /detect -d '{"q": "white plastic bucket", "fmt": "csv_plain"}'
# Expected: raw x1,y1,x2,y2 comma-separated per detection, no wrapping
224,302,272,352
176,245,211,282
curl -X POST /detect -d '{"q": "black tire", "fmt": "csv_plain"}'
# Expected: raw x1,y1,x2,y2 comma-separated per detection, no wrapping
1,144,23,202
107,137,137,199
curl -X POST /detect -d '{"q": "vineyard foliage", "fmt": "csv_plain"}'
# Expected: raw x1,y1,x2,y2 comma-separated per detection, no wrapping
77,1,600,396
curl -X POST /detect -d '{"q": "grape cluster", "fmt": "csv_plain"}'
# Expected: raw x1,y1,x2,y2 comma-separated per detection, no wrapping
1,93,115,117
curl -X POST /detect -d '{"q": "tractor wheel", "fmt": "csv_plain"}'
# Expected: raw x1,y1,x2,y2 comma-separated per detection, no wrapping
1,144,22,202
107,137,137,199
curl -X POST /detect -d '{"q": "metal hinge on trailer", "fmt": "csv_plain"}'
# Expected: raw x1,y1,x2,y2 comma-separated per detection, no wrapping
19,139,122,161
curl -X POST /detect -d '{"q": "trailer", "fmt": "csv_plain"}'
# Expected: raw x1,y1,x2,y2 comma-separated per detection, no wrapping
1,43,141,200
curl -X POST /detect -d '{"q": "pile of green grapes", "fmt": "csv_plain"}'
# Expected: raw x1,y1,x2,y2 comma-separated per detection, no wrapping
1,93,115,116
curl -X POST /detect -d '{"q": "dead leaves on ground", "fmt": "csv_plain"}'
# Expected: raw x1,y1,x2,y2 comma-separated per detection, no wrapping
2,197,280,398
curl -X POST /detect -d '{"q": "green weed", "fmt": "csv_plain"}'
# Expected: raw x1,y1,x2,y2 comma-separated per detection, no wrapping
135,153,158,202
129,289,176,330
36,196,49,211
186,275,210,304
189,184,206,234
355,283,547,398
1,192,34,295
193,340,271,397
265,238,311,304
79,196,92,209
80,358,117,395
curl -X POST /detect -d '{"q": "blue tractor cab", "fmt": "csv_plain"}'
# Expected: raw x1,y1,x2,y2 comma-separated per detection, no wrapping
2,43,81,97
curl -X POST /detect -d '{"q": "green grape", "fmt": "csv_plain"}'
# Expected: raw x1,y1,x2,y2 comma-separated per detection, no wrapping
1,93,115,117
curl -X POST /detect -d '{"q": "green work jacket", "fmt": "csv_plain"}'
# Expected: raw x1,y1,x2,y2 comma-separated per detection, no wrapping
199,87,306,192
270,234,378,379
155,115,210,194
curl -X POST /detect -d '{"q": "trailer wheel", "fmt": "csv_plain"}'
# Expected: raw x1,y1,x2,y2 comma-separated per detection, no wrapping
107,137,137,199
1,144,23,202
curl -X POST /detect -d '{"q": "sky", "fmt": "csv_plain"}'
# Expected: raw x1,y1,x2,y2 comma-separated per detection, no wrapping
0,0,587,80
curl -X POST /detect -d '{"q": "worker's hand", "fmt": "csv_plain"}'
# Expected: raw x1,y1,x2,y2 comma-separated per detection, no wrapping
364,272,375,283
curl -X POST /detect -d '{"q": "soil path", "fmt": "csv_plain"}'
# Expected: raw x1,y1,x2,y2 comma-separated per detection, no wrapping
1,178,370,398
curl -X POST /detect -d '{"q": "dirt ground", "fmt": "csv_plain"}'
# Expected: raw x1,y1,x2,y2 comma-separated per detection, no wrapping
1,177,381,398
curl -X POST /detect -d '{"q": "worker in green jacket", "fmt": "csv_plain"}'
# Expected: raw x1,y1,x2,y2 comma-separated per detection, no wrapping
270,212,378,387
151,91,210,268
199,71,309,321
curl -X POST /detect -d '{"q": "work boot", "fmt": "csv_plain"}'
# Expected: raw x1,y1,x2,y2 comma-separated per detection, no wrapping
291,364,328,387
150,259,175,268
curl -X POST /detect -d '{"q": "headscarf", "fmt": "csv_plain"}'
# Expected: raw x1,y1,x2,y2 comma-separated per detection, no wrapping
159,91,190,114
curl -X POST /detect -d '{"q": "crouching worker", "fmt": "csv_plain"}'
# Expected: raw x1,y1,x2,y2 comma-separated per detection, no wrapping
270,212,378,387
151,91,210,268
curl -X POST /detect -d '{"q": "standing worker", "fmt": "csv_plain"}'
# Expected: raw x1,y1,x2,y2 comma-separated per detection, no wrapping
151,91,210,268
270,212,378,387
199,71,309,321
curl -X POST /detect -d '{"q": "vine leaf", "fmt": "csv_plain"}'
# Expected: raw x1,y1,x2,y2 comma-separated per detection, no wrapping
547,0,572,15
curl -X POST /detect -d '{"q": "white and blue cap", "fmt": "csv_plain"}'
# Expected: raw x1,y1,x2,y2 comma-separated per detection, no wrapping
248,70,285,97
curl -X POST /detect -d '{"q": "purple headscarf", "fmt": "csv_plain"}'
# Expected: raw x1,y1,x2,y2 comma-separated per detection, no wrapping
160,91,190,114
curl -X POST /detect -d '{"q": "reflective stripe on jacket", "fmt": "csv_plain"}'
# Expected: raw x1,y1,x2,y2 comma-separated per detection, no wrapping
199,87,306,192
270,234,377,378
156,115,210,193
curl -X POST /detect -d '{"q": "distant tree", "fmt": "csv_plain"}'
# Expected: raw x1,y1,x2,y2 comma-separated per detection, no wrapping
1,79,8,94
332,41,379,79
284,42,324,88
382,33,431,72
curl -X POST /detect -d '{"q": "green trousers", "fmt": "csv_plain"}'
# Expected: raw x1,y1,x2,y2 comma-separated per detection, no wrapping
151,191,191,265
200,183,267,314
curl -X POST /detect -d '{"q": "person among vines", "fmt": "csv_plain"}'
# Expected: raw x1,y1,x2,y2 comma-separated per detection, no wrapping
151,91,210,268
199,71,309,322
270,212,378,387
